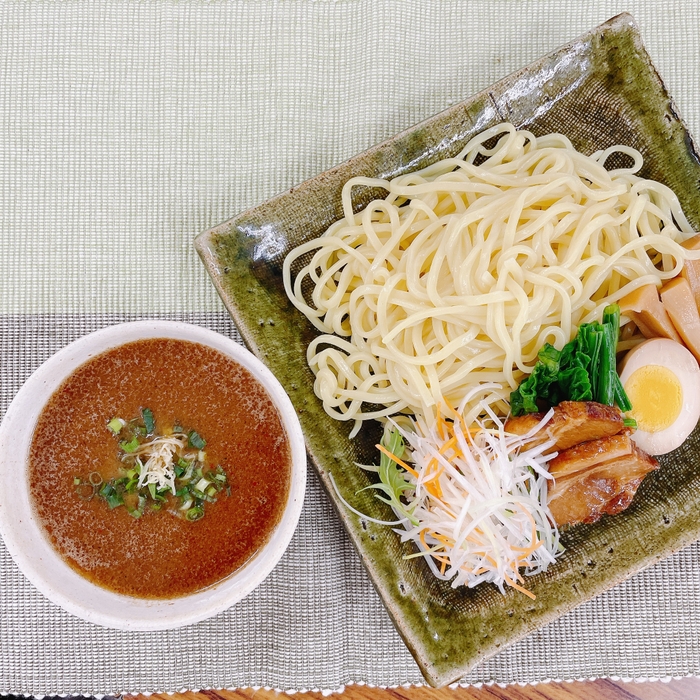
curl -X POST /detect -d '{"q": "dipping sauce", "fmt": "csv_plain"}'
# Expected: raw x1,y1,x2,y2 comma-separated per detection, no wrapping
28,337,291,599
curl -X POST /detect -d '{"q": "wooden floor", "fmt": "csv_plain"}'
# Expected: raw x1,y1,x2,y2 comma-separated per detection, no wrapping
128,678,700,700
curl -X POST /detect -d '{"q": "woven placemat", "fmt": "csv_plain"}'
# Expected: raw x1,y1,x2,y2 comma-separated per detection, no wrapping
2,1,700,694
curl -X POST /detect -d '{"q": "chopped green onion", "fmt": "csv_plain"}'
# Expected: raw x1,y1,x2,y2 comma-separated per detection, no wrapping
141,407,155,434
85,412,225,522
73,477,81,486
194,477,210,492
186,506,204,521
99,482,124,509
623,417,638,428
107,417,125,434
188,430,206,450
119,436,140,453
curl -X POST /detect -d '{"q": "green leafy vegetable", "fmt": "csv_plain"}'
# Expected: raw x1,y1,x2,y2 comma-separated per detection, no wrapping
361,429,418,525
141,407,155,434
597,305,620,406
510,304,633,416
614,380,633,413
509,343,561,416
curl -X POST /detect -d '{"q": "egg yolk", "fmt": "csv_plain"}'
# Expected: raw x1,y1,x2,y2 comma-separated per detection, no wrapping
624,365,683,433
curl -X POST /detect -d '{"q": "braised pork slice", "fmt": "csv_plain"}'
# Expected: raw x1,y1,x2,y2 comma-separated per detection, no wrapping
548,443,658,525
505,401,625,450
548,431,634,479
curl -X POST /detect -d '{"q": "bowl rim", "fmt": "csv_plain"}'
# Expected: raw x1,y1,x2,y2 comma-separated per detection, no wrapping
0,320,306,630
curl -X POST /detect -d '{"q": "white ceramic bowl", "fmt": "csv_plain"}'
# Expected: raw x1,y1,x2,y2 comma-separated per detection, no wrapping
0,321,306,630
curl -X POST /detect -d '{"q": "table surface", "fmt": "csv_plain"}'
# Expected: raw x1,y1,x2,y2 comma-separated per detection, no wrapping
127,679,700,700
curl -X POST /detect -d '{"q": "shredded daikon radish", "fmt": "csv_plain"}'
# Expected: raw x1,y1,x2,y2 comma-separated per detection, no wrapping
380,387,561,598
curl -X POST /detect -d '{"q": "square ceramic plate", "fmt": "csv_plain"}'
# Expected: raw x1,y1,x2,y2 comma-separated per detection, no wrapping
195,13,700,687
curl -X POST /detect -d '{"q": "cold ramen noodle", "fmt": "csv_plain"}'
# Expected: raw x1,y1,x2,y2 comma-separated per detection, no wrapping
283,123,700,598
29,338,292,599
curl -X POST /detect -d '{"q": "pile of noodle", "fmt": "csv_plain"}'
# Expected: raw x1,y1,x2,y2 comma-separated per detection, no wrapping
283,123,699,435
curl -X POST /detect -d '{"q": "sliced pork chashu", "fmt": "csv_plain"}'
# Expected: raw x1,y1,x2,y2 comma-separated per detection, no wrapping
547,431,634,479
505,401,625,451
548,440,658,525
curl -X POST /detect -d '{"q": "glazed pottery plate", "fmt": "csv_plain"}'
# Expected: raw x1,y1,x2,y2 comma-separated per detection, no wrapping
195,13,700,687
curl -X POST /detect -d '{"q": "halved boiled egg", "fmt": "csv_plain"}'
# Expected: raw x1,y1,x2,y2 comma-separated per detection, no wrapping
618,338,700,455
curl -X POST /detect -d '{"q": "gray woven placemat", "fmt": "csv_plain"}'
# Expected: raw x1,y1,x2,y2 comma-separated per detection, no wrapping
2,0,700,694
2,315,700,695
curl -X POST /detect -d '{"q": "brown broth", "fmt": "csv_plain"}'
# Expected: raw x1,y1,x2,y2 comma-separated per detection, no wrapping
28,337,291,599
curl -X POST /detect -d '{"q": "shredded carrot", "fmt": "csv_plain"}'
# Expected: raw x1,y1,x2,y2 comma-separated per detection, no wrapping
513,540,543,557
432,532,456,547
422,458,444,499
504,574,536,600
435,405,447,441
376,443,419,477
438,435,458,455
421,457,444,498
509,502,543,559
446,404,470,438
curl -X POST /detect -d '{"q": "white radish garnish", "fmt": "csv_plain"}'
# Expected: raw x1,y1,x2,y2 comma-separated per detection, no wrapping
375,387,562,598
